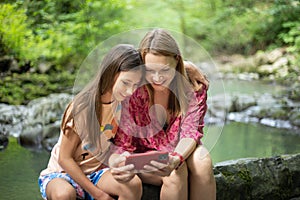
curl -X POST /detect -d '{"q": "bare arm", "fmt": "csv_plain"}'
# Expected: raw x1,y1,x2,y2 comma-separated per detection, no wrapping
58,129,112,199
170,86,208,169
174,138,196,159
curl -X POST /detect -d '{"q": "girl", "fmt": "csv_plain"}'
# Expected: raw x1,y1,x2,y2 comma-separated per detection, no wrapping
110,29,216,200
38,44,143,200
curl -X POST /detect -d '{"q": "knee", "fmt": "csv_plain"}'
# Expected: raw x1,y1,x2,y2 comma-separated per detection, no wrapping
163,163,188,190
130,175,143,191
46,179,76,200
48,189,76,200
187,149,214,182
122,176,143,198
188,146,213,172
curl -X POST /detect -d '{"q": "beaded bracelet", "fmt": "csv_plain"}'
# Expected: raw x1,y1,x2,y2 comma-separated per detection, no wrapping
171,152,184,170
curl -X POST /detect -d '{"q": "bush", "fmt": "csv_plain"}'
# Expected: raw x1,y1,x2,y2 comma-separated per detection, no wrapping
0,71,75,105
0,4,37,65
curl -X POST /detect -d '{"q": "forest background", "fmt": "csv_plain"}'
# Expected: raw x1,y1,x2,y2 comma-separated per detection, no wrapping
0,0,299,105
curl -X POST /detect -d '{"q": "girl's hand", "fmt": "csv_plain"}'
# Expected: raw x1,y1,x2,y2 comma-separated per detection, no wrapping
184,61,209,91
110,152,136,183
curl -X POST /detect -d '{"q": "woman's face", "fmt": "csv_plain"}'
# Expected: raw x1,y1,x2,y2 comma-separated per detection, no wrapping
112,69,142,101
144,53,177,91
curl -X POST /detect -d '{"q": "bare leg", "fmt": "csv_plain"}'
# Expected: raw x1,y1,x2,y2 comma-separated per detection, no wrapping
160,162,188,200
187,145,216,200
97,170,143,200
46,178,77,200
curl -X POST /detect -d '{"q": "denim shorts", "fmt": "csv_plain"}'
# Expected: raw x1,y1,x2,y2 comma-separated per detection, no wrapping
38,168,109,200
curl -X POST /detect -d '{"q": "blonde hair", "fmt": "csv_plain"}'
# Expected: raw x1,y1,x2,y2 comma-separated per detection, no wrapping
139,29,190,115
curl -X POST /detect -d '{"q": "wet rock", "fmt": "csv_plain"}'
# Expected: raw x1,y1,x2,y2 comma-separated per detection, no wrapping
230,94,256,112
142,154,300,200
214,154,300,200
0,56,19,73
19,123,43,149
41,122,60,151
0,133,9,151
0,103,27,137
290,108,300,127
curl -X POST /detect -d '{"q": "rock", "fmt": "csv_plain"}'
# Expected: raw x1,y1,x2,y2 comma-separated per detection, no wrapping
41,121,60,151
275,65,289,78
258,64,277,75
230,94,256,112
19,123,43,149
266,49,284,63
0,133,9,151
37,61,53,73
0,56,19,73
254,50,269,66
214,154,300,200
0,103,27,137
141,153,300,200
290,108,300,127
273,57,289,69
237,72,259,81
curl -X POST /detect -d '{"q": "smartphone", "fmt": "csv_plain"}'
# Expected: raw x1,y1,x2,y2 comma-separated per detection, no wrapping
125,151,169,170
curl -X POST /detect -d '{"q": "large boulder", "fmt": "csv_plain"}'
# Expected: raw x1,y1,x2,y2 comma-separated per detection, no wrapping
214,153,300,199
142,153,300,200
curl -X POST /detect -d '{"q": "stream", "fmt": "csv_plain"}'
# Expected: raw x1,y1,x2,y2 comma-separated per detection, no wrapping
0,79,299,200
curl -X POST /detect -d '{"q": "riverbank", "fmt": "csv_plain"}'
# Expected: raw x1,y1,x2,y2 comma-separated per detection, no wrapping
1,80,299,153
0,47,299,106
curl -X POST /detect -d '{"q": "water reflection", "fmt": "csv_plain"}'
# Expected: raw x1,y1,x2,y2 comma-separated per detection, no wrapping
206,122,300,164
0,138,49,200
209,79,285,96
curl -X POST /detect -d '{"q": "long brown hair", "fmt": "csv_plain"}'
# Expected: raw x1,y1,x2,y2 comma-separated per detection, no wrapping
139,29,190,115
65,44,142,156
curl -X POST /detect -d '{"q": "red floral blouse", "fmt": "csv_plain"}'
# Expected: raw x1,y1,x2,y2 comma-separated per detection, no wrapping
113,85,207,153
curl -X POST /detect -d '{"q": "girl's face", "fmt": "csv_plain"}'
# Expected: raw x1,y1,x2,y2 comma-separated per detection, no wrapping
112,69,142,101
144,53,177,91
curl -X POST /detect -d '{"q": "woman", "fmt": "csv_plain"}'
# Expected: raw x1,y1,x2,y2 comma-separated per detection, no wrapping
110,29,216,200
38,44,143,200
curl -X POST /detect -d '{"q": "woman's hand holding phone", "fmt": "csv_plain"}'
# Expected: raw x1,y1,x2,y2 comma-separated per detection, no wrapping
123,151,176,176
168,153,181,170
143,160,172,177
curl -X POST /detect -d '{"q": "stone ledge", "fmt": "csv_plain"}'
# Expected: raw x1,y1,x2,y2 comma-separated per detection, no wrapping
142,153,300,200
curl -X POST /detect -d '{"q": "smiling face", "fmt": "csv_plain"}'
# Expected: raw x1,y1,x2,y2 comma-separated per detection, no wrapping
112,69,142,101
145,53,177,91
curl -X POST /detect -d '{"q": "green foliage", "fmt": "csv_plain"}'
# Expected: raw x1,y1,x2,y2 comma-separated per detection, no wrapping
0,0,135,70
279,21,300,54
253,0,300,50
74,0,132,53
0,4,37,65
21,0,134,66
1,0,300,105
178,0,300,55
0,71,75,105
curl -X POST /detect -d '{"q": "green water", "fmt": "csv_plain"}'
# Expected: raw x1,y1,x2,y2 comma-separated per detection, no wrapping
0,123,299,200
0,138,49,200
209,79,285,96
204,122,300,164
